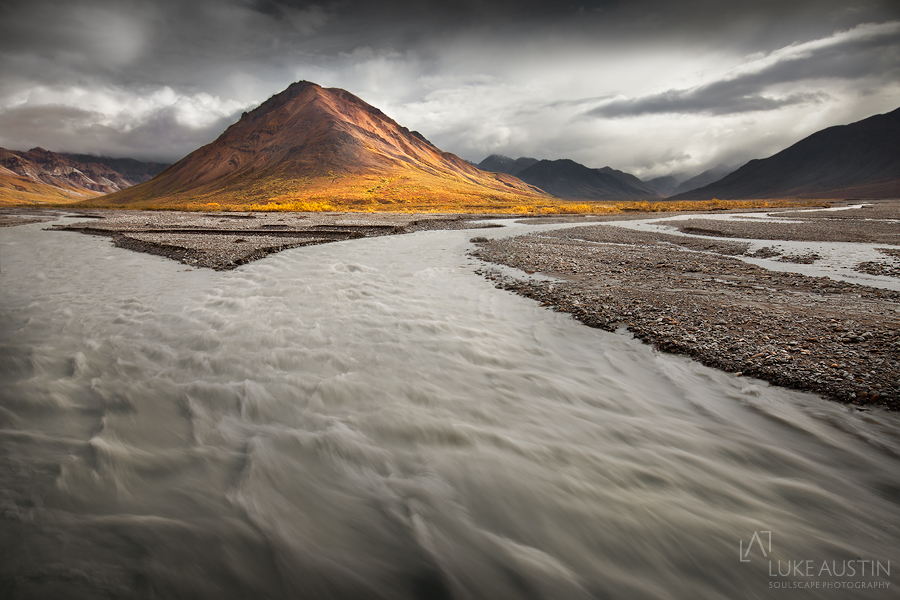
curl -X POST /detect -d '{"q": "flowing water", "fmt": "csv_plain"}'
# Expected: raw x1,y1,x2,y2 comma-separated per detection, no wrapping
1,218,898,599
607,207,900,291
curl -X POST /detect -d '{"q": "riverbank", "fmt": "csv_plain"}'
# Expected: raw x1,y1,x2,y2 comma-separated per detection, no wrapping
472,200,900,410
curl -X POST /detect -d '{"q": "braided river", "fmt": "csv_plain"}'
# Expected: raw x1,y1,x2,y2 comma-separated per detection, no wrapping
1,218,898,599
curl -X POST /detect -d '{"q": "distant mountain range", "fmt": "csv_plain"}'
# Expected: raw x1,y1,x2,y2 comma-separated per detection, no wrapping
643,174,682,196
59,153,170,185
668,164,737,196
0,147,168,205
641,164,739,197
479,155,742,199
478,155,662,200
89,81,545,209
478,155,539,176
671,107,900,200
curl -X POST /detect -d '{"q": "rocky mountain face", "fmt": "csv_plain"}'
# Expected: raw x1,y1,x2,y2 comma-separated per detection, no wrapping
671,107,900,200
0,147,169,203
91,81,545,208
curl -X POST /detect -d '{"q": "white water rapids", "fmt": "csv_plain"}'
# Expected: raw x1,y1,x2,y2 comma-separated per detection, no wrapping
1,218,899,599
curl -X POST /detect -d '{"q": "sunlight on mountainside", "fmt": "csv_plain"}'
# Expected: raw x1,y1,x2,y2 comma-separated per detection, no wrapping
0,174,103,206
71,189,828,214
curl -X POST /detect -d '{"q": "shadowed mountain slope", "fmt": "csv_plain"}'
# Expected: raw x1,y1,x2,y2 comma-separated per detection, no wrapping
60,154,169,184
671,108,900,200
86,81,545,209
643,175,681,196
478,154,540,176
671,163,736,196
511,159,663,200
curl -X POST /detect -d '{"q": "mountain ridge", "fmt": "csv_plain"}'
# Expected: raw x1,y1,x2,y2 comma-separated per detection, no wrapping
670,163,737,196
0,147,170,205
671,108,900,200
480,155,663,200
60,153,169,184
478,155,539,176
643,175,681,196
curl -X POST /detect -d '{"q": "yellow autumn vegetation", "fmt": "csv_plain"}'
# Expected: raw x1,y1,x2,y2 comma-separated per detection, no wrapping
7,165,830,215
72,196,828,215
0,176,104,207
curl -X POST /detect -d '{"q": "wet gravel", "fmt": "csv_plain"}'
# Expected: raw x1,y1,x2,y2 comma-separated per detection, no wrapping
472,220,900,411
0,207,64,227
49,210,503,269
664,212,900,246
857,248,900,278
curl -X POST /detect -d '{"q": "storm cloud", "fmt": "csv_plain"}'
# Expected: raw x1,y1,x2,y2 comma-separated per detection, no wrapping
0,0,898,177
587,21,900,118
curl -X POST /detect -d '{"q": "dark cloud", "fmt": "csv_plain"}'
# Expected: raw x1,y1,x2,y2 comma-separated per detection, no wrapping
0,103,241,162
587,22,900,118
591,90,829,118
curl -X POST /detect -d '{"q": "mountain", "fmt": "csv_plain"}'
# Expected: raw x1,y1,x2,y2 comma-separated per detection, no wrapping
510,159,664,200
671,108,900,200
60,153,169,184
87,81,545,209
479,154,662,199
670,163,736,196
595,166,664,197
478,154,540,176
643,175,681,196
0,148,168,205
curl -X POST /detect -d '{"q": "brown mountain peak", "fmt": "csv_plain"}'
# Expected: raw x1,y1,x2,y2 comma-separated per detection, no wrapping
89,80,545,209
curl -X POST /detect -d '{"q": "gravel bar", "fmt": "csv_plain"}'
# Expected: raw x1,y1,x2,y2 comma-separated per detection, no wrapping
472,204,900,411
47,210,504,269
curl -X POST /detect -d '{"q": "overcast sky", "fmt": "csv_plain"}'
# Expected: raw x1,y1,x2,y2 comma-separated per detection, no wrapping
1,0,898,178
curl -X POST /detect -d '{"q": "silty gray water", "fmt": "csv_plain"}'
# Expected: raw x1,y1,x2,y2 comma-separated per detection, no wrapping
1,218,898,599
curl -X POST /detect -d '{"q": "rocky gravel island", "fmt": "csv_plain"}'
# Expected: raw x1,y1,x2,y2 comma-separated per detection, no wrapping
47,210,501,269
472,200,900,410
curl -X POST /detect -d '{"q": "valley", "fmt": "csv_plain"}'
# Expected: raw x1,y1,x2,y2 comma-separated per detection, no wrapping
3,3,900,597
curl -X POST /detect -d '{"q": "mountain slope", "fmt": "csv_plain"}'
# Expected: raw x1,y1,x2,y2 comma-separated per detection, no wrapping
513,159,663,200
670,163,736,196
60,154,169,184
671,108,900,200
478,154,540,176
595,166,663,196
0,148,167,205
643,175,681,196
87,81,545,209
